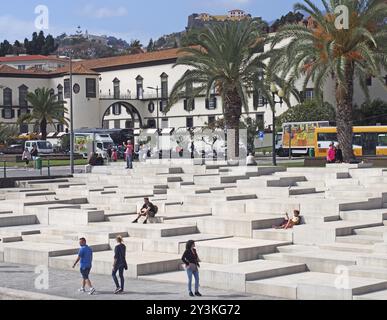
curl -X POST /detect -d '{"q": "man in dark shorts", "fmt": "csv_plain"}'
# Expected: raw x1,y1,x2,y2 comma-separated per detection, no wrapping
72,237,96,295
132,198,156,224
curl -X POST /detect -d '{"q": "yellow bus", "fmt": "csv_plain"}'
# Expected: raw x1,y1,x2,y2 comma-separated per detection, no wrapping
314,126,387,158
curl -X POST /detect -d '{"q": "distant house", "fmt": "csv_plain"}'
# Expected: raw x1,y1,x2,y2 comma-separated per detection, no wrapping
0,55,67,71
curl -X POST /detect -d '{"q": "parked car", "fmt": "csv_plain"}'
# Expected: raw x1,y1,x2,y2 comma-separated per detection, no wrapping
0,144,24,155
25,141,53,154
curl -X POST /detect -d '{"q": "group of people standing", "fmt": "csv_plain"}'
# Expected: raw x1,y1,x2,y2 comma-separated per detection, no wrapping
327,142,344,163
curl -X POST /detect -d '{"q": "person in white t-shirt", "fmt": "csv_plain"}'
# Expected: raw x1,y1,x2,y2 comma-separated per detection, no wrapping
246,153,257,166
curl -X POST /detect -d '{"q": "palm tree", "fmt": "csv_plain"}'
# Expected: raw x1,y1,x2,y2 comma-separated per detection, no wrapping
268,0,387,162
166,20,269,159
18,88,68,140
0,122,18,144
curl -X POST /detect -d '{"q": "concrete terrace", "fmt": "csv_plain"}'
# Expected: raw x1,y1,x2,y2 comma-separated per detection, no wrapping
1,159,387,300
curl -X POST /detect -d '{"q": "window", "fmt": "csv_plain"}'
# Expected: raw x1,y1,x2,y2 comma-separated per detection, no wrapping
20,124,29,134
125,120,133,129
160,100,168,113
18,65,26,70
148,102,155,113
305,89,314,101
113,78,120,99
205,95,217,110
102,120,109,129
186,117,194,128
86,78,97,98
184,82,195,111
208,116,215,126
136,75,143,99
57,84,63,101
2,108,14,119
64,79,70,99
113,103,121,115
256,113,264,130
114,120,121,129
3,88,12,106
253,92,266,109
317,133,337,142
160,73,168,99
161,118,169,129
147,119,156,128
378,134,387,147
366,76,372,86
57,124,64,133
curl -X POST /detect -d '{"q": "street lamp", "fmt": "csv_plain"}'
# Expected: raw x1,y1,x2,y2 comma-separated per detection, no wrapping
269,83,284,166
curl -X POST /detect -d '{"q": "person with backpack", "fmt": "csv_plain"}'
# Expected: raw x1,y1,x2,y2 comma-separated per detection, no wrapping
132,198,158,224
112,236,128,294
182,240,202,297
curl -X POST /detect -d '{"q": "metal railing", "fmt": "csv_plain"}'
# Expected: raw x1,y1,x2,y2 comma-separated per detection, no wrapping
2,159,52,179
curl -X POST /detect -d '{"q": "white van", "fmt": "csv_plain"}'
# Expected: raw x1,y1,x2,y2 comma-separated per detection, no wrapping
25,140,54,154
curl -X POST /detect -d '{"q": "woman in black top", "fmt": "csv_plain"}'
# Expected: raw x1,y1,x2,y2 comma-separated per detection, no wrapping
182,240,202,297
112,236,127,294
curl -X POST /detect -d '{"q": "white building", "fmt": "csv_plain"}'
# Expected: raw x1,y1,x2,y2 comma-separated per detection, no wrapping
0,55,67,71
0,46,385,136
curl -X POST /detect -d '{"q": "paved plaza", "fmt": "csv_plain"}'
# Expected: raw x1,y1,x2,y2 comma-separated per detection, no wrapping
1,159,387,300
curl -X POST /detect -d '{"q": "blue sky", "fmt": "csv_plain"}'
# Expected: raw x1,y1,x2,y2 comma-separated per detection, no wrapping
0,0,302,44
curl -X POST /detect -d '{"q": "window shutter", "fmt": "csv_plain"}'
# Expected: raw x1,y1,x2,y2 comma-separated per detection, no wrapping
205,99,209,110
184,99,188,111
1,109,4,118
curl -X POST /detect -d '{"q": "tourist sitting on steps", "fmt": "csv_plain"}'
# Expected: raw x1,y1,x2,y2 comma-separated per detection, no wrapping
132,197,158,224
246,153,257,166
273,210,301,230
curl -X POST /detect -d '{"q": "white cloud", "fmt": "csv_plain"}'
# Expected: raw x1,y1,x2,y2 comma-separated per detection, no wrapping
80,5,128,19
0,15,39,41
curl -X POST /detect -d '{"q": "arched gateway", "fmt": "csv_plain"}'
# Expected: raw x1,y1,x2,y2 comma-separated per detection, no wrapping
101,101,143,130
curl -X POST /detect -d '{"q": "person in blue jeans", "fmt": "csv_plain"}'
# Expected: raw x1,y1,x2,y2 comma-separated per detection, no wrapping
182,240,202,297
112,236,128,294
123,140,134,169
72,237,96,295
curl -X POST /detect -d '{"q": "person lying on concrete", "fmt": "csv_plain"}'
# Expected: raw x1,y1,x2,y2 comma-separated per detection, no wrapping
273,210,301,230
132,198,157,224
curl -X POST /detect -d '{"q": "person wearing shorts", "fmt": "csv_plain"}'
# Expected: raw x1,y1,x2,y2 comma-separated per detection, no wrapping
72,237,96,295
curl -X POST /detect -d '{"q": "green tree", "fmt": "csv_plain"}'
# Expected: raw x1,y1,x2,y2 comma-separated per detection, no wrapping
268,0,387,162
147,39,155,52
353,99,387,125
18,88,68,140
167,20,268,159
277,100,336,128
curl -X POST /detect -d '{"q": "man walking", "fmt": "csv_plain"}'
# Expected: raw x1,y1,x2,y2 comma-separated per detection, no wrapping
124,140,134,169
72,237,96,295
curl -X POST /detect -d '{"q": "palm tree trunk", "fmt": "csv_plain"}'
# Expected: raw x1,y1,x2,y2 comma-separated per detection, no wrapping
335,62,355,163
40,118,48,141
224,90,242,160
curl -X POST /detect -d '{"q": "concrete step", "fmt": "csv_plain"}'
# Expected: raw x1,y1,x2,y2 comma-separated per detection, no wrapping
47,209,105,226
196,215,284,238
354,289,387,300
319,242,374,254
348,265,387,281
49,250,181,278
354,226,387,237
262,250,359,273
340,209,387,222
0,214,38,228
246,271,387,300
252,229,294,242
2,240,109,265
195,237,291,264
357,254,387,268
87,221,199,239
336,235,383,245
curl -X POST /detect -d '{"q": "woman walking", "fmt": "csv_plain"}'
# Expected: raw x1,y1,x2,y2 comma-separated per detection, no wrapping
22,148,32,169
112,236,127,294
182,240,202,297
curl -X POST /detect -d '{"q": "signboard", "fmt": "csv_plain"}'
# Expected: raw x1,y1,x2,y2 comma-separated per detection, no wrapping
282,122,328,149
258,131,265,141
74,135,92,155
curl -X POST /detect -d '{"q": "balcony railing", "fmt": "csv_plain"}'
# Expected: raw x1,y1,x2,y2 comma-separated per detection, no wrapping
99,93,162,101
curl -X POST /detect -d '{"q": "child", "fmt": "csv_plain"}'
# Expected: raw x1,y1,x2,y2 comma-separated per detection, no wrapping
112,148,118,162
274,210,301,230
